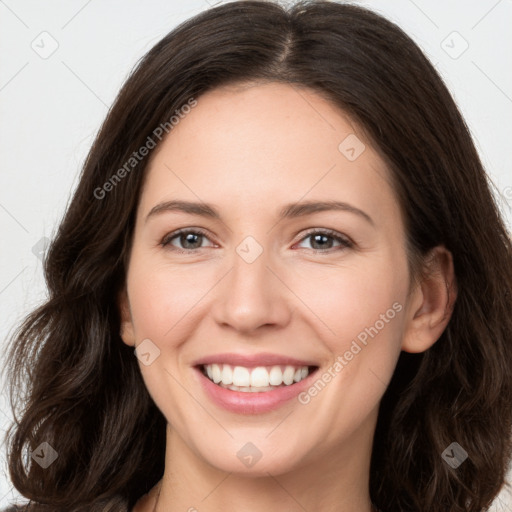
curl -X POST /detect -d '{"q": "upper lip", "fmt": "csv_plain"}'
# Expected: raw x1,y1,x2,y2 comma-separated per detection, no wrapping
193,352,318,368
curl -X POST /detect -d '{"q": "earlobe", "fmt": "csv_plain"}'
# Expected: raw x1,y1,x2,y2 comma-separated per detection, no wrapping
401,246,457,354
118,287,136,347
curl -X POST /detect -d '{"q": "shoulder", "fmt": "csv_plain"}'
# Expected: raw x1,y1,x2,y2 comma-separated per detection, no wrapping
0,493,134,511
0,502,131,512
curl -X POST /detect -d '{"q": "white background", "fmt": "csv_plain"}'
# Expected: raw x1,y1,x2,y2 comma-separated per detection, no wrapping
1,0,511,509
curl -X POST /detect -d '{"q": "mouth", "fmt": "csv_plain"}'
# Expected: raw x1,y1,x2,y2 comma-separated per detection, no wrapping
192,353,320,414
199,363,318,392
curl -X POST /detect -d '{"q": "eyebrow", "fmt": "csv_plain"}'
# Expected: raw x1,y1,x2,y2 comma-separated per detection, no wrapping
145,199,374,226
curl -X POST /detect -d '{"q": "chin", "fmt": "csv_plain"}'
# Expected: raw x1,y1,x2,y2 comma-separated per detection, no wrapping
195,439,310,477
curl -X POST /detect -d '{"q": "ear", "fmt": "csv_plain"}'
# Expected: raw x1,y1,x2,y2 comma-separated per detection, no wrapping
401,246,457,353
118,286,136,347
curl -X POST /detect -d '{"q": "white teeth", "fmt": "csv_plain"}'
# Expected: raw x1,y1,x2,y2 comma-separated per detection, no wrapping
232,366,250,387
282,365,295,385
211,364,222,384
250,367,269,387
269,366,283,386
202,363,312,390
221,383,276,393
221,364,233,385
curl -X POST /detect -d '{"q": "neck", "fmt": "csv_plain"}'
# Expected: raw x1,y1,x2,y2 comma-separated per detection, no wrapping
149,417,377,512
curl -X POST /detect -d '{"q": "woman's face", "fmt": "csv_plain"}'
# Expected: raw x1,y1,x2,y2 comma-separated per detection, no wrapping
120,81,419,476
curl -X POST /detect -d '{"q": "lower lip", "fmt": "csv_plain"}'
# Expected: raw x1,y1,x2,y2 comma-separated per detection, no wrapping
194,367,318,414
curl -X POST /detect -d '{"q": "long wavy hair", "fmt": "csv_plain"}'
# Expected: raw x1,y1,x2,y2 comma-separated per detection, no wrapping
4,1,512,511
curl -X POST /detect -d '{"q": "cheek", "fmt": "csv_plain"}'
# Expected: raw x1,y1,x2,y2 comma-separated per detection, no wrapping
290,254,408,351
126,256,213,341
125,257,203,424
288,253,408,425
295,271,405,448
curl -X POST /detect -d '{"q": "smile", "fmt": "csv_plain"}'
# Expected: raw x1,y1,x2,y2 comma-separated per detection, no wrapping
201,364,313,392
193,353,320,414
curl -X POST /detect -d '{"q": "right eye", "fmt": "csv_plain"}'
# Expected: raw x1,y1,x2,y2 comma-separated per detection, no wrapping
161,228,216,253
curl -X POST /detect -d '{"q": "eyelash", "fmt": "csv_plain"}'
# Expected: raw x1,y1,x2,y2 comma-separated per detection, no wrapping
160,227,353,254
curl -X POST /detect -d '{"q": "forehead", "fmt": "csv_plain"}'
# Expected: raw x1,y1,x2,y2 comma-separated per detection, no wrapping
139,82,399,226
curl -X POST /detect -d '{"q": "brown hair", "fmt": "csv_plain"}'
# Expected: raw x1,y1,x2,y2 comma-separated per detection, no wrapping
4,1,512,511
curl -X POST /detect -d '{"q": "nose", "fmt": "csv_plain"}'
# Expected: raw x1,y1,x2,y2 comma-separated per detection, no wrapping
211,244,293,334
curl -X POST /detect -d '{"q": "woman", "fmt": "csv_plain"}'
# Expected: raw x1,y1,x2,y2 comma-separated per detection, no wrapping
3,1,512,511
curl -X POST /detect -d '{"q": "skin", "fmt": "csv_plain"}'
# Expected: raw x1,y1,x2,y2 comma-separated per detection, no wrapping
120,81,456,512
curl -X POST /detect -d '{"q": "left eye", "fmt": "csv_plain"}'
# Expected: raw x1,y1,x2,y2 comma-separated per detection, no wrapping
295,230,352,251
